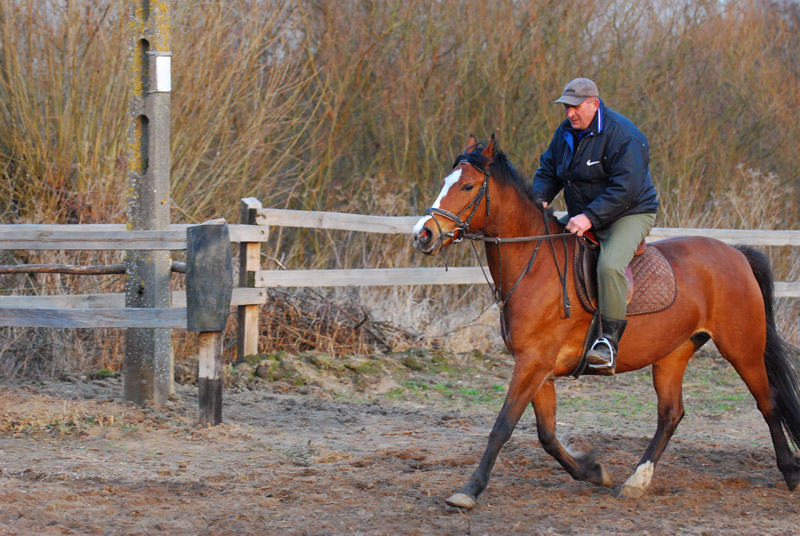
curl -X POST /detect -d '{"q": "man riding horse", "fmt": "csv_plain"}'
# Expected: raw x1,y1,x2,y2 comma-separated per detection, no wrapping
532,77,659,374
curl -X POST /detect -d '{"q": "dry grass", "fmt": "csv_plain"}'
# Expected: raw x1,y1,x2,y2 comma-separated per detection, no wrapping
0,0,798,376
0,385,146,437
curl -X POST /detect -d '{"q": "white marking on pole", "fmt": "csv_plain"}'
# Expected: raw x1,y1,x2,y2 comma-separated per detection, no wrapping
155,54,172,92
198,332,221,380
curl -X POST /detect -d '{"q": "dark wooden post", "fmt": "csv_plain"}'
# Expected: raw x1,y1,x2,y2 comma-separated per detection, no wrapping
236,197,263,362
124,1,173,405
197,331,224,425
186,220,233,425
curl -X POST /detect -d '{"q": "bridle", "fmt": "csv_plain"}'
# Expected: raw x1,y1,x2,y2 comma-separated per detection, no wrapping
424,158,574,321
425,160,491,245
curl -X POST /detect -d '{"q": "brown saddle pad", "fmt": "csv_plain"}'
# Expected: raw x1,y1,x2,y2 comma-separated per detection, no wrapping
574,238,677,316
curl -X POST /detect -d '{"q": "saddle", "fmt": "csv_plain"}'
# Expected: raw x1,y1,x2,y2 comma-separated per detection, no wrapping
574,232,677,316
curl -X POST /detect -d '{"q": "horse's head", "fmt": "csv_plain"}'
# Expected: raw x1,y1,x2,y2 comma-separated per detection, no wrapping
413,135,497,255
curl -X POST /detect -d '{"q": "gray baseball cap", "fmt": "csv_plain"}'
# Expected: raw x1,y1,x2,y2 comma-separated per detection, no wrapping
554,77,599,106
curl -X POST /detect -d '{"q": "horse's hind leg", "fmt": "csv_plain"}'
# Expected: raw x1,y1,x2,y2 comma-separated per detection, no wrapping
715,329,800,490
532,379,613,487
619,338,697,498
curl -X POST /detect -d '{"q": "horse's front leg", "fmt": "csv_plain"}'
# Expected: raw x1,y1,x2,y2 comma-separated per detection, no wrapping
533,379,613,487
445,362,550,510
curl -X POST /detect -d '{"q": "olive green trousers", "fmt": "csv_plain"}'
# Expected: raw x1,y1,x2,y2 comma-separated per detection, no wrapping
592,212,657,320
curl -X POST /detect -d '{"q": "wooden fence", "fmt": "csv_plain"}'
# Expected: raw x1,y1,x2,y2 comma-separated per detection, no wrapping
0,211,270,425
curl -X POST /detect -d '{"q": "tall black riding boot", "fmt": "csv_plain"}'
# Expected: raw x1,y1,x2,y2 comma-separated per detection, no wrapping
586,317,627,374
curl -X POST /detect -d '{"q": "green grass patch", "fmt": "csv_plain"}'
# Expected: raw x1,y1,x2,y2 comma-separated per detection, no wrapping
386,380,506,406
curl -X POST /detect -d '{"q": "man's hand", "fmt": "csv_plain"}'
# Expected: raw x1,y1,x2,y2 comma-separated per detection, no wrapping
566,214,592,236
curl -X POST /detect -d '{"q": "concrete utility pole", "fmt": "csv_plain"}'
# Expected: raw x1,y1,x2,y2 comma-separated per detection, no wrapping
124,0,173,404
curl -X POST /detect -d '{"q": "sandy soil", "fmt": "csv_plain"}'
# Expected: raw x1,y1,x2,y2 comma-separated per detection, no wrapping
1,351,798,536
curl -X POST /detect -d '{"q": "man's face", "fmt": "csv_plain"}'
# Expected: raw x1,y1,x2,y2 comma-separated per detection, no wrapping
564,97,599,131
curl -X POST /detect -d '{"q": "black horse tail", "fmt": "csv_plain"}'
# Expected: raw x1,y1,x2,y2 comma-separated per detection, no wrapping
737,246,800,449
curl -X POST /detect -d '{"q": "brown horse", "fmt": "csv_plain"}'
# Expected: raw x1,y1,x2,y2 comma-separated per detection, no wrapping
412,135,800,509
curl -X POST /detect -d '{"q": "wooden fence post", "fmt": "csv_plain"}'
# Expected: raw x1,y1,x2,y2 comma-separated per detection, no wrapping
236,197,263,363
124,0,173,405
197,331,223,425
186,220,233,426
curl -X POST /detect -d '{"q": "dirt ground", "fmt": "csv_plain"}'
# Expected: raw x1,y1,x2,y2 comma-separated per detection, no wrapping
1,349,799,536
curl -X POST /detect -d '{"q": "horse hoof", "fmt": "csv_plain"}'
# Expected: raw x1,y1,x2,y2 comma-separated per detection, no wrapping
618,483,646,499
618,461,653,498
782,457,800,491
446,492,477,510
577,451,613,487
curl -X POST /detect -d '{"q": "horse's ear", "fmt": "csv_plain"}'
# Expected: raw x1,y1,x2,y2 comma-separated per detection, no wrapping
464,135,479,153
482,134,497,159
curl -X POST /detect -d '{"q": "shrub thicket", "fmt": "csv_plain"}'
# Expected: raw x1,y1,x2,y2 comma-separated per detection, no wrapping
0,0,797,375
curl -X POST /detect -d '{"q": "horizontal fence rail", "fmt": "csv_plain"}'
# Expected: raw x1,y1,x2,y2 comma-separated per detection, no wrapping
255,267,800,298
256,267,488,288
0,224,268,250
0,262,190,275
256,208,800,298
0,307,188,329
0,288,266,311
257,209,420,234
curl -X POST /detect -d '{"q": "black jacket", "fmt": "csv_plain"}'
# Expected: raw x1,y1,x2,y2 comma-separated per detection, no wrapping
531,102,658,230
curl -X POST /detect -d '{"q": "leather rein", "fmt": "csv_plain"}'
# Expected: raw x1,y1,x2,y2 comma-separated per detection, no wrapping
424,161,574,319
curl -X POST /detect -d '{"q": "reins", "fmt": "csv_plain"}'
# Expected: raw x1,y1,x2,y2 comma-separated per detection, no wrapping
464,206,572,318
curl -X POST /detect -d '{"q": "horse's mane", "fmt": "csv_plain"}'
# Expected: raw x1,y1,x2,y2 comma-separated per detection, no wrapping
452,142,536,204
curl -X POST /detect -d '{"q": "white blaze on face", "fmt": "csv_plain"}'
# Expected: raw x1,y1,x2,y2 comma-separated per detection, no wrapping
413,168,462,235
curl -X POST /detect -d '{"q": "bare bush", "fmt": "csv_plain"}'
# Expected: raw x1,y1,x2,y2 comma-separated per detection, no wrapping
0,0,797,375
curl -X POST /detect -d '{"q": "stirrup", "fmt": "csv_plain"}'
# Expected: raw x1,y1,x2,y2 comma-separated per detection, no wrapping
587,337,616,370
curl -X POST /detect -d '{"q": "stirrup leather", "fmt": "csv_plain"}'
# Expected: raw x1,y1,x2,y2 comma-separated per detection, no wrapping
587,337,616,369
